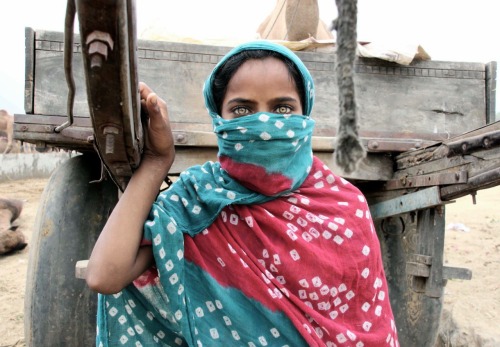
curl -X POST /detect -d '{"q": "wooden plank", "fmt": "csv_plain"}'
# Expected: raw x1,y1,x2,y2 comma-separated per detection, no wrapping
34,50,90,117
406,262,430,277
416,208,445,298
389,122,500,200
412,254,433,265
442,266,472,281
395,121,500,170
30,29,488,138
369,186,442,220
486,61,497,123
440,164,500,200
14,114,92,127
24,27,35,114
75,260,88,280
12,114,421,155
392,150,500,201
384,171,467,190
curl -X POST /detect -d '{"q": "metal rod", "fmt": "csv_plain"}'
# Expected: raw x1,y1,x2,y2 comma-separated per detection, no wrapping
55,0,76,133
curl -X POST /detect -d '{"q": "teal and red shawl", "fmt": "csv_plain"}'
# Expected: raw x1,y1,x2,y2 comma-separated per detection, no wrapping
96,41,398,347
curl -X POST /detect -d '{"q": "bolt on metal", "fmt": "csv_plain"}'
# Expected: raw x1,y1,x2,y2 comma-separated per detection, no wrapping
86,31,114,69
103,126,119,154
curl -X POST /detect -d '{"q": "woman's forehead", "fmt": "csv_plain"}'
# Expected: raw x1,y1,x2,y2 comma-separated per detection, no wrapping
224,59,301,105
229,58,294,84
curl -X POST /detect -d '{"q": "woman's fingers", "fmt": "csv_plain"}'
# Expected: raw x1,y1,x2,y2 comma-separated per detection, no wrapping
140,82,158,116
139,81,153,101
138,82,174,160
140,83,169,127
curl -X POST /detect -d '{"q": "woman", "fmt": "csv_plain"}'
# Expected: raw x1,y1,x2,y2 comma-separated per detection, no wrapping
86,40,398,347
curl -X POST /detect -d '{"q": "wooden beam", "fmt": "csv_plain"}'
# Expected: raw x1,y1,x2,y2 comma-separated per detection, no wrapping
75,260,88,280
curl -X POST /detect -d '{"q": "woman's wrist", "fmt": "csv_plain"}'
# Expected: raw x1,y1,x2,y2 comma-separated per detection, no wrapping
135,154,174,191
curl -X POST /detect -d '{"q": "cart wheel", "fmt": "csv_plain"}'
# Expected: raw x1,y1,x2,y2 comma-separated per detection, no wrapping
24,154,118,347
376,207,445,347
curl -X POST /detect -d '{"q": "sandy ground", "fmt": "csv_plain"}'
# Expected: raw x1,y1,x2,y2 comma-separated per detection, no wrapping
0,177,499,347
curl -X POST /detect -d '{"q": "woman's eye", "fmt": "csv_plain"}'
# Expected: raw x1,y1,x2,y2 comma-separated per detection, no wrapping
275,105,292,114
233,107,251,117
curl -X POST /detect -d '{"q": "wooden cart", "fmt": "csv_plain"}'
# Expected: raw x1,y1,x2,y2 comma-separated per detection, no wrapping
14,3,499,346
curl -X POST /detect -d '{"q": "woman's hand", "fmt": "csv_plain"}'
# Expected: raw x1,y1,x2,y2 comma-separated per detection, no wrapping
139,82,175,172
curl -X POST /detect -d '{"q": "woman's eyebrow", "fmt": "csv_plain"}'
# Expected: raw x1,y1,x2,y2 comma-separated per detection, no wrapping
271,96,299,103
225,97,256,105
225,96,299,107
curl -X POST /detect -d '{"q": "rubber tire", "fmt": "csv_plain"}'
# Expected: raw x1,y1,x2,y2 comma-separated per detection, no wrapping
24,154,118,347
376,208,445,347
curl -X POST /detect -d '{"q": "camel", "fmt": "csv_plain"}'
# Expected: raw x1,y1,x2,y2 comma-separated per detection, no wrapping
0,109,14,154
0,198,27,255
0,109,39,153
256,0,334,42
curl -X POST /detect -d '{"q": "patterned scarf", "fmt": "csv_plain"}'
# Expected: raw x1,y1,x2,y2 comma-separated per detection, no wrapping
96,41,398,347
205,40,316,198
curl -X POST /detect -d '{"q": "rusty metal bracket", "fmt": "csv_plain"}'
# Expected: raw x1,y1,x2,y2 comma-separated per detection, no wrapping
385,171,468,190
446,129,500,157
367,139,427,152
441,166,500,200
369,186,443,220
71,0,143,191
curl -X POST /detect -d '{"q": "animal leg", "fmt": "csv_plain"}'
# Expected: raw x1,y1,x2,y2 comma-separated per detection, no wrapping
0,228,27,255
0,198,24,223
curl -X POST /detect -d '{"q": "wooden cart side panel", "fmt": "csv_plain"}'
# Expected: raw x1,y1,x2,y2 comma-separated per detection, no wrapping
31,30,89,118
29,29,489,139
299,55,488,138
350,71,485,137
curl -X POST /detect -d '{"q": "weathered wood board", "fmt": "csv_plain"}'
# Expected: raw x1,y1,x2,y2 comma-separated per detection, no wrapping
27,28,490,140
17,28,497,181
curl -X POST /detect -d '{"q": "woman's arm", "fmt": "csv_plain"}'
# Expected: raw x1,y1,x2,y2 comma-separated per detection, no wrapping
85,82,175,294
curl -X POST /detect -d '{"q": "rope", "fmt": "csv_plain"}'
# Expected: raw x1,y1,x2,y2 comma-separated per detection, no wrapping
333,0,365,173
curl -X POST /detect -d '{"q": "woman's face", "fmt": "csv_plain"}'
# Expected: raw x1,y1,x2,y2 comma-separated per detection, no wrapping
220,57,303,119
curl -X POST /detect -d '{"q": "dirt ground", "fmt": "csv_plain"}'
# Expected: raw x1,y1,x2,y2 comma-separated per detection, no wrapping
0,177,499,347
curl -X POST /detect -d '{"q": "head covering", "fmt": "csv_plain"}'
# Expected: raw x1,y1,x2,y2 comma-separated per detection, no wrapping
203,40,315,117
202,41,316,196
